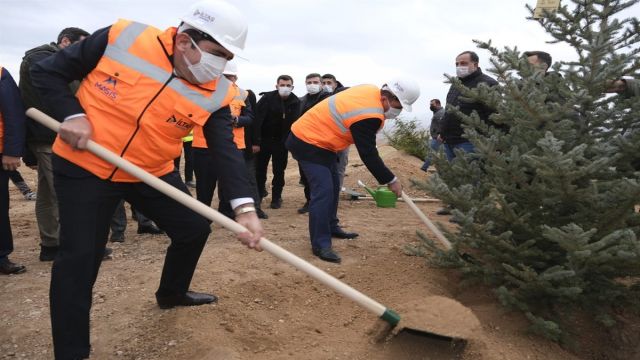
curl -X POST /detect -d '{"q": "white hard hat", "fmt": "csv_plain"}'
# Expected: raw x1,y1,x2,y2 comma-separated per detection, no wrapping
223,60,238,76
180,0,248,57
382,77,420,112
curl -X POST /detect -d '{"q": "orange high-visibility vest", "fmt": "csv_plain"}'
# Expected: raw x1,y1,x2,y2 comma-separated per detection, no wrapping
0,67,4,153
291,85,385,152
52,19,235,181
192,85,248,150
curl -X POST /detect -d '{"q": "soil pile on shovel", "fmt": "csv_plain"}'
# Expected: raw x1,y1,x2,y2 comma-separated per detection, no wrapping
368,296,481,359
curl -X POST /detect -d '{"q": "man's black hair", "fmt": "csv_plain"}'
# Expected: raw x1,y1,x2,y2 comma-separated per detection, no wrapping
277,75,293,83
306,73,321,80
321,73,337,81
524,51,552,69
57,27,90,45
457,51,479,63
430,99,441,106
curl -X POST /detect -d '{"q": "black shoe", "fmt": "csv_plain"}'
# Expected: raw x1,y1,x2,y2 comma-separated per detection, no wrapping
256,208,269,219
137,223,164,235
312,248,341,263
259,189,269,198
103,247,113,260
110,233,125,243
297,201,309,214
436,207,452,215
39,245,59,262
331,228,359,239
156,291,218,309
0,258,26,275
270,198,282,209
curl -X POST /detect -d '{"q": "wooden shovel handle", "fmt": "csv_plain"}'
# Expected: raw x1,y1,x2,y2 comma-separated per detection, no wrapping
26,108,400,325
402,191,452,250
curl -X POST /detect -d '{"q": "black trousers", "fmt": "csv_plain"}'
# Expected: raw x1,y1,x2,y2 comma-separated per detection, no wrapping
173,140,194,182
109,200,154,236
255,139,289,201
194,148,262,217
0,164,13,259
50,161,211,360
192,147,217,207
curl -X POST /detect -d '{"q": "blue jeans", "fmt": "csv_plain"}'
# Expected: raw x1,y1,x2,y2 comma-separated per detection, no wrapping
297,159,341,250
420,138,441,171
444,141,475,162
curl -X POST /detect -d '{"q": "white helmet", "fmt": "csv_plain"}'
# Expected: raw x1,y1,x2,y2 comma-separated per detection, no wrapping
382,77,420,112
223,60,238,76
180,0,248,57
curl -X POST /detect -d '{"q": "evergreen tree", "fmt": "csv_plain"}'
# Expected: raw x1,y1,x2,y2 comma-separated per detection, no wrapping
414,0,640,341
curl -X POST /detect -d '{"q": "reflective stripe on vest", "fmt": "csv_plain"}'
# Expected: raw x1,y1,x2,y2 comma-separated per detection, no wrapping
291,85,385,152
328,96,383,133
231,88,248,149
193,87,248,150
104,22,232,114
52,20,234,181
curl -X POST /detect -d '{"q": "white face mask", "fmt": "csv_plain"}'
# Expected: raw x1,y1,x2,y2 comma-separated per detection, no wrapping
184,38,227,84
384,107,402,119
322,84,334,93
456,66,471,78
306,83,321,94
278,86,292,97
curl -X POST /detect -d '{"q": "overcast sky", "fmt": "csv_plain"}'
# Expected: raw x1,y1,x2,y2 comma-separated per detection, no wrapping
1,1,638,126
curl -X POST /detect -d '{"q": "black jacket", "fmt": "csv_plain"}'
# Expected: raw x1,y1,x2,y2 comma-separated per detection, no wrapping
0,68,27,157
19,42,80,145
429,107,445,139
255,90,300,145
298,90,328,116
29,25,253,201
441,68,498,144
240,89,258,158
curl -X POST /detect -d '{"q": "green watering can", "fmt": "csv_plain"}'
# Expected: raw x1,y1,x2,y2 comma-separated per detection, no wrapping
358,180,397,208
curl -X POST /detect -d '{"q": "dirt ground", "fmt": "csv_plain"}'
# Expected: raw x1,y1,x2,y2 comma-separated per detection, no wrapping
2,145,587,359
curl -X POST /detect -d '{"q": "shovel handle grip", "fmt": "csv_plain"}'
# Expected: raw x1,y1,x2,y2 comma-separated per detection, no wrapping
26,107,400,326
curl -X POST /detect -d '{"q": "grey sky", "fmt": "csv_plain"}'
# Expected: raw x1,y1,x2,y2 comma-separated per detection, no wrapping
1,1,638,126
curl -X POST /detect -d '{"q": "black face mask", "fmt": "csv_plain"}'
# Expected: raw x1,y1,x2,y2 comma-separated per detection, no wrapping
429,106,438,112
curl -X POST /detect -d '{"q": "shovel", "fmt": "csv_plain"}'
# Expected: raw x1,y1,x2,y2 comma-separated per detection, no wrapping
28,108,479,344
357,180,452,250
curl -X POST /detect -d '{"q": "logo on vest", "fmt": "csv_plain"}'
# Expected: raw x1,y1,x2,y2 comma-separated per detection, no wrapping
94,76,118,100
166,115,193,131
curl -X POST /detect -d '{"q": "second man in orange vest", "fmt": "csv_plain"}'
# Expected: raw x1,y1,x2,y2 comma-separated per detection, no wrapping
286,78,420,263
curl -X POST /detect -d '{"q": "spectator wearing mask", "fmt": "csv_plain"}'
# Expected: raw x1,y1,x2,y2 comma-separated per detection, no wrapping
295,73,328,214
321,74,350,191
255,75,300,209
437,51,498,216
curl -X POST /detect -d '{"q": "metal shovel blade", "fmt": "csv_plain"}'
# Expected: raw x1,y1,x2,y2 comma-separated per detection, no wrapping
369,296,480,358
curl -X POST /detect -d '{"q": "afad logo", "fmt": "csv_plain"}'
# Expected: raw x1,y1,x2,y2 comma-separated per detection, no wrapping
166,115,193,131
94,76,118,100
